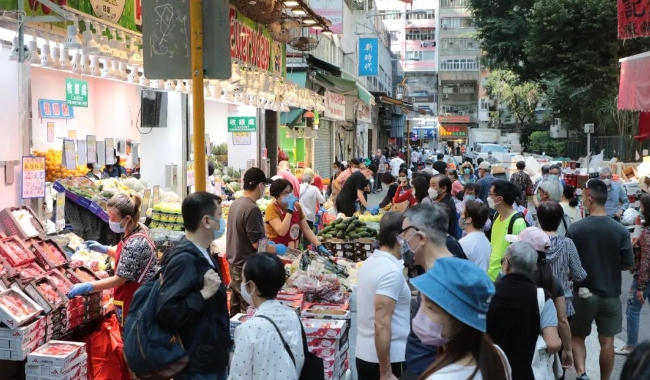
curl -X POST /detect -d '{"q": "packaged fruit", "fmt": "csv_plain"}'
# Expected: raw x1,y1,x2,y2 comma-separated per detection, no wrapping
0,289,42,328
0,237,36,267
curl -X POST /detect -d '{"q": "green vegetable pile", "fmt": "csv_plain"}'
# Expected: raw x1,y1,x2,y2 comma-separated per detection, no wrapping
317,216,378,241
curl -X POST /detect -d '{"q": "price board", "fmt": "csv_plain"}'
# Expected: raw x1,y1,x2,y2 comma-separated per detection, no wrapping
153,185,160,205
87,135,97,164
187,161,195,187
62,139,76,170
55,192,65,231
21,156,46,199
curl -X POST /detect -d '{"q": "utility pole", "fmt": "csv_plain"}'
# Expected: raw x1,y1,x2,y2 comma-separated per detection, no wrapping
190,0,206,191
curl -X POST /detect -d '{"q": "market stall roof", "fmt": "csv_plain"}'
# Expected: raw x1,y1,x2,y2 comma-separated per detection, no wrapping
313,72,359,96
376,95,427,115
618,51,650,111
280,107,304,127
341,72,375,105
306,54,342,76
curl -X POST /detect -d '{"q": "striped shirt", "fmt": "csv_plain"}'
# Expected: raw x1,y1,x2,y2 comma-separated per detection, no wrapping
546,235,587,316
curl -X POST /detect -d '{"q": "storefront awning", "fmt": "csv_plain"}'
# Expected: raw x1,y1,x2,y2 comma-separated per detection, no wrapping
618,52,650,111
377,96,427,115
340,72,375,105
280,108,304,127
306,54,342,76
287,72,307,88
314,73,359,96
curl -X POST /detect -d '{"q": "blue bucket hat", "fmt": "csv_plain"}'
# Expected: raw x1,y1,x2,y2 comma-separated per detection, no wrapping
411,257,495,332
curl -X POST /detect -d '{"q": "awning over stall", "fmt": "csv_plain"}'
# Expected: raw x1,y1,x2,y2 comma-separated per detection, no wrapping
313,73,358,95
280,108,304,127
619,51,650,111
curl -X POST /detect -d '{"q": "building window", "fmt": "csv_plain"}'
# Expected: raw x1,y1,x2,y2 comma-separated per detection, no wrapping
441,0,469,8
389,31,400,41
439,58,479,71
480,99,490,110
406,10,435,19
379,10,403,21
441,38,478,50
406,29,436,41
392,49,402,58
406,51,423,60
441,17,475,29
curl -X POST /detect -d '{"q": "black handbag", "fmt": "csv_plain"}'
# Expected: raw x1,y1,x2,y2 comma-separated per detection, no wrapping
257,315,325,380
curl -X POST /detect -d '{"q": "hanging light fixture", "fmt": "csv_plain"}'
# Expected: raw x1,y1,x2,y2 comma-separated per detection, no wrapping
175,79,186,92
63,24,83,50
89,55,101,77
9,37,27,62
81,20,99,55
302,18,317,25
128,37,143,67
50,37,61,69
60,45,72,71
100,57,115,78
321,28,333,37
164,80,175,90
150,79,164,89
108,33,121,61
127,66,139,83
27,37,41,65
139,73,150,87
79,53,92,75
117,62,128,80
283,0,299,6
291,7,307,16
40,36,57,67
115,32,129,62
70,51,82,74
311,24,324,30
94,23,111,57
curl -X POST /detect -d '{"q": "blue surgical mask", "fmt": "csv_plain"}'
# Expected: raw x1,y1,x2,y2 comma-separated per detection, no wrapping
109,219,126,233
209,216,226,240
400,239,415,267
463,168,471,175
549,174,559,180
465,195,476,201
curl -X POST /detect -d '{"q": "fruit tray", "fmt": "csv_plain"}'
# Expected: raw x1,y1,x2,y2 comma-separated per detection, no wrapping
0,288,43,329
45,271,73,295
23,277,68,314
0,237,36,267
0,207,45,240
27,340,86,367
14,262,46,286
28,238,68,270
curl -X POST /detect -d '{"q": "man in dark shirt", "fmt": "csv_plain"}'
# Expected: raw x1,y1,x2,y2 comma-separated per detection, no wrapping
336,165,378,217
432,153,447,175
567,179,634,380
510,160,533,207
398,204,467,379
429,174,459,238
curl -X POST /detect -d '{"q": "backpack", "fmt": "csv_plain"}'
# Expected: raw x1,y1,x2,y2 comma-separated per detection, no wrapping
123,270,200,380
494,211,530,235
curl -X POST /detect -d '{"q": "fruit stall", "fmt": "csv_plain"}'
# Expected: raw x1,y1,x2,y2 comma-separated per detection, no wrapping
0,205,117,380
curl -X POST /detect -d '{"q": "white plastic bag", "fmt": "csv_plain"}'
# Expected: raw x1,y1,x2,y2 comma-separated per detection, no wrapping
622,208,638,226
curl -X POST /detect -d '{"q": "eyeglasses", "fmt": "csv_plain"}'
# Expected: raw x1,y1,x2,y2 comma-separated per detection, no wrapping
397,225,420,241
500,257,509,265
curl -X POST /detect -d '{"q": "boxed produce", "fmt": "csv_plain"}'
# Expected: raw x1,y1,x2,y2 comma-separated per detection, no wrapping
0,254,17,286
301,319,347,339
27,341,86,367
0,236,36,267
28,239,68,270
0,336,45,360
302,303,350,319
276,291,304,302
45,271,73,295
0,207,46,240
0,288,43,329
23,278,68,314
15,262,46,285
25,353,88,379
229,313,251,339
64,267,100,284
0,315,46,338
0,317,46,351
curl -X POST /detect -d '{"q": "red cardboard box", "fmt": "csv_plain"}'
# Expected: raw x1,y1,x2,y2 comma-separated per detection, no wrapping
0,237,36,267
0,207,46,240
301,319,347,339
27,239,68,271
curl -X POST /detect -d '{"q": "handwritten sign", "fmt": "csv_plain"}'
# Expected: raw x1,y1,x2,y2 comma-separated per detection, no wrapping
38,99,74,119
142,189,152,216
153,185,160,205
232,132,252,145
21,156,46,199
87,135,97,164
47,122,54,142
325,91,346,121
67,130,77,139
187,161,195,187
105,138,115,164
55,192,65,231
62,139,76,170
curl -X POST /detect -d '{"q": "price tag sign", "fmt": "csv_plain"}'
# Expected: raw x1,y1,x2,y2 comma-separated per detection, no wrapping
105,138,115,164
87,135,97,164
62,139,76,170
55,192,65,231
187,161,195,187
47,122,55,142
77,140,87,165
153,185,160,205
21,156,46,199
142,189,152,217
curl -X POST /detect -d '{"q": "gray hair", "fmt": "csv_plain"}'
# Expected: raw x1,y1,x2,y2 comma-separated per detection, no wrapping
403,203,448,247
302,174,313,184
599,167,613,177
538,178,563,202
505,241,537,275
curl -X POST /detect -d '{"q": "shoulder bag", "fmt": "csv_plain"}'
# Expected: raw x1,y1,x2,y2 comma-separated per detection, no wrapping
531,288,562,380
257,315,325,380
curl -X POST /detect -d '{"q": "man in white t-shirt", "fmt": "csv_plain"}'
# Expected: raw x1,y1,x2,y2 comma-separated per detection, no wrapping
459,199,491,272
356,212,411,380
390,153,405,177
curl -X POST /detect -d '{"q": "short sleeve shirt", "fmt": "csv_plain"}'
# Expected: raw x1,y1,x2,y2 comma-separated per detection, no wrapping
226,197,266,268
264,201,305,240
116,226,157,283
488,212,528,280
338,172,368,206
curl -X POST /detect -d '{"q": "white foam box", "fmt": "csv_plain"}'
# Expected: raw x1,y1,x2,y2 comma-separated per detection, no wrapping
0,288,43,330
0,316,46,339
301,319,347,339
0,321,45,349
0,337,45,360
27,341,86,367
26,353,87,377
25,366,87,380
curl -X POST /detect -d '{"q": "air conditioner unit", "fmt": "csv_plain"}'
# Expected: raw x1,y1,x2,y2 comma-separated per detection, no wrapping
442,94,449,99
458,111,466,115
443,25,448,29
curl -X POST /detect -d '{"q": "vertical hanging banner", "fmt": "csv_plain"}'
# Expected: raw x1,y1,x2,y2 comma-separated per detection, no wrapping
77,140,87,166
618,0,650,39
96,140,106,166
87,135,97,164
187,161,195,187
55,192,65,231
63,139,76,170
358,37,378,76
21,156,46,199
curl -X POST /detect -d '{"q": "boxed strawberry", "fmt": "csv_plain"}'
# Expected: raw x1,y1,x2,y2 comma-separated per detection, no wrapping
64,267,99,284
23,278,68,314
276,291,304,302
0,207,46,240
0,315,46,339
276,299,302,316
0,288,43,329
0,254,17,281
28,239,68,270
0,336,45,360
47,272,74,300
302,303,350,319
27,341,86,367
229,313,252,339
0,318,45,349
301,319,347,339
0,236,36,267
322,350,348,378
14,262,46,286
25,352,88,377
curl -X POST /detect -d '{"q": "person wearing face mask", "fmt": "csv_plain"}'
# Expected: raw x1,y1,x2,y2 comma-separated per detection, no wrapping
337,164,379,216
458,200,491,272
398,204,467,380
599,167,630,221
486,180,528,281
155,192,231,380
70,193,158,328
265,178,330,254
420,159,437,176
227,168,287,317
392,169,417,208
413,176,432,205
356,212,411,380
476,162,496,216
334,158,361,195
509,161,533,207
446,169,463,197
458,162,475,185
276,160,301,197
229,253,305,380
410,257,511,379
455,183,493,235
429,174,459,237
86,162,108,181
548,164,565,186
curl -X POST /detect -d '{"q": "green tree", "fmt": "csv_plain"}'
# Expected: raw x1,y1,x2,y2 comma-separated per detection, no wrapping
484,70,541,128
528,131,566,156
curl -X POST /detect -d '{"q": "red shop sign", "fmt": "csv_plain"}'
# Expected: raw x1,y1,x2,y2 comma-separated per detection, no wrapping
618,0,650,39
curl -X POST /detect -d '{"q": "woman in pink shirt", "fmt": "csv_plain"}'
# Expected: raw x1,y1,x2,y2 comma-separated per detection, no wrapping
447,169,464,197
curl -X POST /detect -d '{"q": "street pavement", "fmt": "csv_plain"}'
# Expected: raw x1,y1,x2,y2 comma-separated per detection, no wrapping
352,188,650,380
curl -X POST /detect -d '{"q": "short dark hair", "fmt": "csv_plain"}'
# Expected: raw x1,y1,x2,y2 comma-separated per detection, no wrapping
549,164,561,172
434,174,452,194
243,252,286,299
269,178,292,198
620,341,650,380
349,158,361,166
86,163,94,170
641,194,650,228
182,192,222,232
381,173,395,184
447,169,458,179
541,165,550,174
414,171,432,183
477,157,484,165
537,201,564,232
516,161,526,170
464,182,480,194
584,179,608,206
437,153,444,160
208,161,215,177
465,200,488,229
398,168,408,176
412,176,430,203
491,179,519,206
242,167,269,191
367,164,378,174
563,184,578,207
377,212,404,249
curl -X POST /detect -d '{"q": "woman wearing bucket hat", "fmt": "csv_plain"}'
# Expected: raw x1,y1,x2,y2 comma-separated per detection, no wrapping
410,257,511,379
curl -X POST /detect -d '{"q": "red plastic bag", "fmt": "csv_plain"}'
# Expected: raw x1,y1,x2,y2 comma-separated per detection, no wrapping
85,314,131,380
218,255,231,286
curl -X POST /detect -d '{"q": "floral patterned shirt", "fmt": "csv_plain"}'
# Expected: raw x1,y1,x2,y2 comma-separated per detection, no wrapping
633,227,650,291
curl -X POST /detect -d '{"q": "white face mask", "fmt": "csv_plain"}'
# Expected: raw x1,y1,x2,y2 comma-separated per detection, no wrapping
241,281,253,305
487,197,496,209
428,188,438,199
352,168,360,173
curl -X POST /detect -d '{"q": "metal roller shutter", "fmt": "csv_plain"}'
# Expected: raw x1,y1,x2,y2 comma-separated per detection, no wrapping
314,121,332,179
